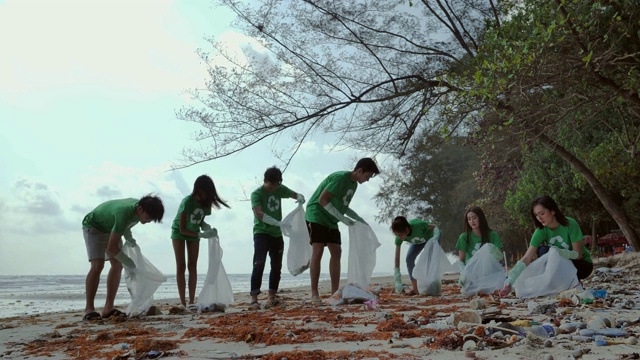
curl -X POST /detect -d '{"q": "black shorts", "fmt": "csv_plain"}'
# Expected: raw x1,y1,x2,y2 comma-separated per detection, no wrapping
572,259,594,280
307,221,341,245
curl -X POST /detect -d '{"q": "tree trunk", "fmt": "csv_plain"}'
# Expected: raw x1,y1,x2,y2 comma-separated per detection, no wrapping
538,134,640,251
591,218,598,259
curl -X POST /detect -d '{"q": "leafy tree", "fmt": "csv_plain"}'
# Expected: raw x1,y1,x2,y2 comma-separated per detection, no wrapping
374,135,481,250
465,0,640,249
177,0,502,165
178,0,640,249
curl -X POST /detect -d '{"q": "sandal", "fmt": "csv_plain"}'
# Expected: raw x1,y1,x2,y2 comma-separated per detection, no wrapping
102,309,127,319
83,311,101,321
249,301,261,310
264,298,281,309
187,304,199,312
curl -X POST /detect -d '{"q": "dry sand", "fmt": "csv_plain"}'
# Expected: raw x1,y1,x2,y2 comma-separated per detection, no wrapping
1,253,639,360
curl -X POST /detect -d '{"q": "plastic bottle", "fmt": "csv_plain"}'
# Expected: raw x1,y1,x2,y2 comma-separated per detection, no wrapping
470,298,487,310
592,289,607,299
572,289,594,305
587,317,612,330
527,324,557,338
113,343,130,350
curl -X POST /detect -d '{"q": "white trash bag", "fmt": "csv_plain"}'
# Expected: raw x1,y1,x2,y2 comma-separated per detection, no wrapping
413,240,455,296
197,235,234,312
281,204,312,276
347,223,381,287
460,243,506,297
122,242,167,317
515,247,579,299
326,283,378,307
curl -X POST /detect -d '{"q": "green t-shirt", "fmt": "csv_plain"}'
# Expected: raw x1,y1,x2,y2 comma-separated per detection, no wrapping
305,171,358,229
455,230,503,264
394,219,434,246
171,195,212,241
530,217,592,263
251,184,294,237
82,198,139,235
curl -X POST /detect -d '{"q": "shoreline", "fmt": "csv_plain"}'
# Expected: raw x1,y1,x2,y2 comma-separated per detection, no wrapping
1,253,639,359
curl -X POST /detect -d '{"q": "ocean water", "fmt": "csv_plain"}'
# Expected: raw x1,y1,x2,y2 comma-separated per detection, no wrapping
0,272,386,319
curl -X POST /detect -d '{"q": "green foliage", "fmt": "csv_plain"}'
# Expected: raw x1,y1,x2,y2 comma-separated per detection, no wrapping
374,135,481,251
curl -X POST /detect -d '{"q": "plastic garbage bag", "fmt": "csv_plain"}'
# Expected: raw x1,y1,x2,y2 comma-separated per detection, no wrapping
460,243,506,297
197,235,234,311
347,223,381,287
326,283,378,306
122,242,167,317
515,247,579,299
281,204,312,276
413,240,455,296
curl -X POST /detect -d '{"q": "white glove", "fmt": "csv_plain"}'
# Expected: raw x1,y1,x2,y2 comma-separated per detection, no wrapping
428,227,441,243
296,193,305,205
505,260,526,286
487,244,504,261
557,249,579,259
124,237,137,247
115,251,136,268
280,221,292,233
199,228,218,238
262,214,281,226
200,222,212,231
394,267,403,293
323,203,355,226
345,207,366,224
123,229,137,247
457,262,467,285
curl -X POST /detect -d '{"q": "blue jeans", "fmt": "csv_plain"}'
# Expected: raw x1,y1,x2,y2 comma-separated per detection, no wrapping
406,242,427,281
250,233,284,296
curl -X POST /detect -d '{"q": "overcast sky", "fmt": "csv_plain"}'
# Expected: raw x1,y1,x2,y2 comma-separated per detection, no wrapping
0,0,418,277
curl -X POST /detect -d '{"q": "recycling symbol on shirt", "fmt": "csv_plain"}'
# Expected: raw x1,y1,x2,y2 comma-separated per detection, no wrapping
342,189,354,206
471,242,482,256
190,208,204,224
410,237,427,244
549,235,569,249
267,195,280,212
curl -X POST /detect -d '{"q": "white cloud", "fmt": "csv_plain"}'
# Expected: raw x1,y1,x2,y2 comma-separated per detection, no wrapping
0,0,208,101
209,31,281,71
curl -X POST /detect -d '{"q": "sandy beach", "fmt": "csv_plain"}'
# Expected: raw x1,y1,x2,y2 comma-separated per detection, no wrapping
1,253,639,360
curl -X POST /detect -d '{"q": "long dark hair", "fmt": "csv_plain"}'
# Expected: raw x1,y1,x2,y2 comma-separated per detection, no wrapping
193,175,230,210
391,216,411,233
530,195,568,228
463,206,491,244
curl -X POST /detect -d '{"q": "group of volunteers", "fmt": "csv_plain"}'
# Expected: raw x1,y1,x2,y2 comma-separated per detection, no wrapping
392,196,593,297
81,158,379,320
80,153,593,320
